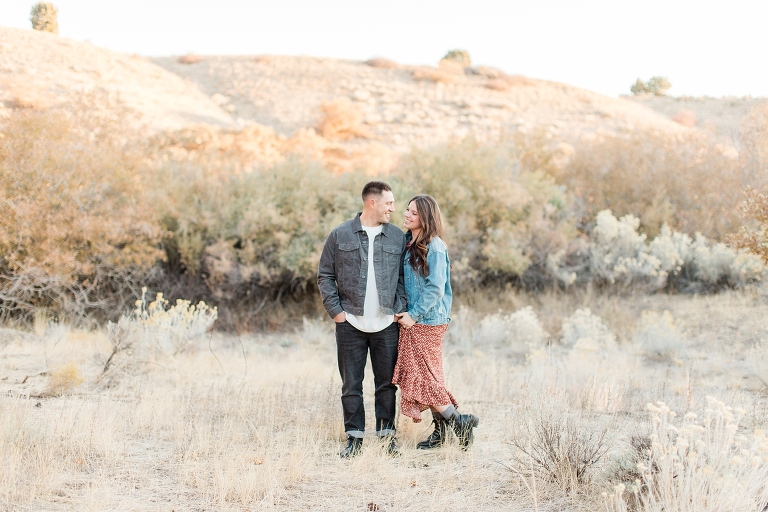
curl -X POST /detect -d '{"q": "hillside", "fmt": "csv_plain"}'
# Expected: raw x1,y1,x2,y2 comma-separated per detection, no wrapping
628,95,766,143
2,26,764,164
0,27,232,131
152,54,688,151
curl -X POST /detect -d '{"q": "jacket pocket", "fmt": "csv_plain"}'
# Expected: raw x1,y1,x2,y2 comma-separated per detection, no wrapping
337,242,360,283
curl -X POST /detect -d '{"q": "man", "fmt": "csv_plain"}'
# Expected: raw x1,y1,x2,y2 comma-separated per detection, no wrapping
318,181,407,458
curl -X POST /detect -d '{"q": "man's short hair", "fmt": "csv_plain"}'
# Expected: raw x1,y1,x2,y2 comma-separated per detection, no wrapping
361,181,392,201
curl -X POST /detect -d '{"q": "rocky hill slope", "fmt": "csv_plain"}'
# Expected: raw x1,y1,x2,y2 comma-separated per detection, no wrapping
153,54,687,151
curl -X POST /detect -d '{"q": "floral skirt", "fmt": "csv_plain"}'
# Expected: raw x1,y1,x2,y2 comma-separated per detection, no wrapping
392,323,457,422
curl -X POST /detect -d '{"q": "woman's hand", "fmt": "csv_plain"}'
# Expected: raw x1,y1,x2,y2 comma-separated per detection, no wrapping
396,312,416,329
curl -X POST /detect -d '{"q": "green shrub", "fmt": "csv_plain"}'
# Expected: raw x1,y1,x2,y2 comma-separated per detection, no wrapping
630,76,671,96
441,49,471,67
30,3,58,34
394,136,573,288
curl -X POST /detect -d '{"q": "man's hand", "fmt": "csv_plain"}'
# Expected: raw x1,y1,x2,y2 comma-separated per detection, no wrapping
333,311,347,323
396,312,416,329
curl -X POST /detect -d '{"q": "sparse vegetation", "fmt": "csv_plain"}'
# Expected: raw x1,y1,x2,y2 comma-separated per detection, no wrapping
316,97,371,140
630,76,671,96
555,130,760,240
177,53,204,64
364,58,399,69
411,66,455,84
30,2,58,34
442,49,471,67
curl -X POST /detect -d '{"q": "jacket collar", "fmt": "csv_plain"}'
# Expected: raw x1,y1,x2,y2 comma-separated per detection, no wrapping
353,212,393,237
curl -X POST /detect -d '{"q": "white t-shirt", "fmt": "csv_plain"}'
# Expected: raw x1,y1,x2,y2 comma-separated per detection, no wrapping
345,225,395,333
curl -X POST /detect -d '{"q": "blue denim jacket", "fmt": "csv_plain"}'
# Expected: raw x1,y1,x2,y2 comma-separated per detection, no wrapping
404,234,452,325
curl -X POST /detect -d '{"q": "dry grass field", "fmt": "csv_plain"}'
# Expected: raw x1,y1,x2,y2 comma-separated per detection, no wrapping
4,288,768,511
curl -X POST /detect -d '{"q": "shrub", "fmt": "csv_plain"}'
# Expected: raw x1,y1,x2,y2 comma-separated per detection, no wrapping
560,308,616,347
46,360,84,395
395,136,571,288
634,310,686,362
607,398,768,512
556,131,751,240
364,58,398,69
740,101,768,176
671,109,697,127
731,187,768,264
30,2,58,34
156,157,363,311
508,390,611,493
507,306,549,350
630,76,671,96
315,97,371,140
133,288,217,355
178,54,204,64
588,211,666,290
0,102,165,323
548,210,765,292
411,66,455,84
442,49,471,67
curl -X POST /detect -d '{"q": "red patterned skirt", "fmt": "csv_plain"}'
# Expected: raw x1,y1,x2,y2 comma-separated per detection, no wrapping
392,323,457,422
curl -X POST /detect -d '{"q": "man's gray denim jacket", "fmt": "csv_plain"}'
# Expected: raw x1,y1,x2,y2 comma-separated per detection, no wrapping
318,213,407,319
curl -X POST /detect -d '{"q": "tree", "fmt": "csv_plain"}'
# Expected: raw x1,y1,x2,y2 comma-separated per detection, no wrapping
631,76,671,96
442,49,471,67
30,3,58,34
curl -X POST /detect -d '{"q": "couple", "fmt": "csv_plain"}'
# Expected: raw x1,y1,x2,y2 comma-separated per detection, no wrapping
317,181,479,458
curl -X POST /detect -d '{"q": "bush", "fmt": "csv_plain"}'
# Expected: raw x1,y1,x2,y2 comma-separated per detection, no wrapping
30,2,58,34
411,66,456,84
395,136,572,288
560,308,616,347
556,131,752,240
442,49,471,67
731,187,768,264
315,97,371,140
634,310,686,362
364,58,399,69
97,288,217,384
472,306,548,353
548,210,765,292
0,103,165,323
177,54,204,64
740,102,768,176
508,390,611,493
630,76,671,96
607,398,768,512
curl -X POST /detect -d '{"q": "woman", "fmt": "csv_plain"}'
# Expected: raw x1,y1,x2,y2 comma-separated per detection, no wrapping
393,194,479,450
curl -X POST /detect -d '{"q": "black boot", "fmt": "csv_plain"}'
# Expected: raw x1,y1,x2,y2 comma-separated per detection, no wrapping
339,436,363,458
448,412,480,450
417,413,448,449
382,435,400,457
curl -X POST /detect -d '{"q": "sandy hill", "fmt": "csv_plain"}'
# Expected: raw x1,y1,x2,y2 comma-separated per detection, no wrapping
628,95,766,143
152,54,689,151
3,26,762,164
0,27,231,131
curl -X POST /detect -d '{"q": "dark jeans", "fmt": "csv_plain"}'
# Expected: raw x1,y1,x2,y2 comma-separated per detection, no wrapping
335,320,399,438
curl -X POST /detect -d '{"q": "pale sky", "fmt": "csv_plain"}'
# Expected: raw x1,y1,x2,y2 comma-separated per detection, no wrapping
2,0,767,98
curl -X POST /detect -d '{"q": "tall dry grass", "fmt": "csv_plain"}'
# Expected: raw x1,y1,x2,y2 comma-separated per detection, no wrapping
4,290,768,510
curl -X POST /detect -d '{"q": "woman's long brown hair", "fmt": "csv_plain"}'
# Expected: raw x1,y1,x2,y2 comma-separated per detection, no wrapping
407,194,445,276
